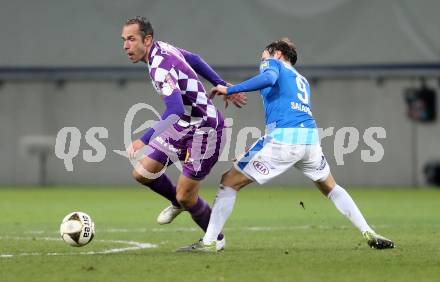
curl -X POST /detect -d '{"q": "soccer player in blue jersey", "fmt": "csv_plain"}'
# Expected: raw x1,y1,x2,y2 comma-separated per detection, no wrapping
179,38,394,252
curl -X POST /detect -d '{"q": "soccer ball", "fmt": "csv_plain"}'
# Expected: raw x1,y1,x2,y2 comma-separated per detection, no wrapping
59,211,95,247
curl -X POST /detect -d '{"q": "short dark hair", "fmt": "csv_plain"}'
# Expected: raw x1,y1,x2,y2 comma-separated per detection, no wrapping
265,37,297,65
124,16,154,38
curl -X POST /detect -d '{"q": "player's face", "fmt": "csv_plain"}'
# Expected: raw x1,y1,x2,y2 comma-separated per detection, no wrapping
121,24,151,63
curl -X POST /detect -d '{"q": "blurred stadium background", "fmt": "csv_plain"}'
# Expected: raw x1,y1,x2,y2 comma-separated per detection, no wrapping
1,1,440,282
0,0,439,188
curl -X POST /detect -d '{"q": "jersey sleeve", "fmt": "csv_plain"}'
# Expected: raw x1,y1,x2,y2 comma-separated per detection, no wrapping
150,59,180,96
226,59,279,95
178,48,227,87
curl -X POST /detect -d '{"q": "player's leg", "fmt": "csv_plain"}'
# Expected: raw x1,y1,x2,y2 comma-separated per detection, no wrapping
178,138,295,252
174,175,217,232
314,173,373,234
297,145,394,249
315,174,394,249
132,156,179,206
202,167,252,244
175,173,226,248
136,123,197,224
176,167,252,252
174,121,227,243
201,138,281,245
132,148,183,224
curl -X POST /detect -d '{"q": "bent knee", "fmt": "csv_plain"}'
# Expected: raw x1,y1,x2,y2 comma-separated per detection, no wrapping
175,193,188,207
176,193,197,209
220,171,230,185
220,169,250,190
132,169,153,185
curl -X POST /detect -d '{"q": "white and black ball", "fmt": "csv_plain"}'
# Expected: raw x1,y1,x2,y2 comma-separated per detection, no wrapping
59,211,95,247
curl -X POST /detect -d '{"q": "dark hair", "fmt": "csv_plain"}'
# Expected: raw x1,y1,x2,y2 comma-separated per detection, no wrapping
265,37,297,65
124,16,154,38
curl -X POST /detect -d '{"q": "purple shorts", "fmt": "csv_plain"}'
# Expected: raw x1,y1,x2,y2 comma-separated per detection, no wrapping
146,114,225,180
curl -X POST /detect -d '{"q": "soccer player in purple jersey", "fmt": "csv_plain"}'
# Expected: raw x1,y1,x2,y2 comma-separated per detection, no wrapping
121,17,246,250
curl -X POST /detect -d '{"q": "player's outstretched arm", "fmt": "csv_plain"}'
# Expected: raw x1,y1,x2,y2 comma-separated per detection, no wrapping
179,48,247,108
210,70,278,97
230,71,278,94
178,48,226,87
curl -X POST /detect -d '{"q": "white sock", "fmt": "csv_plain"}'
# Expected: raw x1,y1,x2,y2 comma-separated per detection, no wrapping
203,185,237,244
327,185,373,234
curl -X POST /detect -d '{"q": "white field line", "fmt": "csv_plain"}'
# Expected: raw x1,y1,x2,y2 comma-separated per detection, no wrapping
22,224,391,235
0,236,157,258
1,224,392,258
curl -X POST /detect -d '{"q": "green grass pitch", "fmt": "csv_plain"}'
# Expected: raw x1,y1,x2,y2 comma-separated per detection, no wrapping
1,186,439,282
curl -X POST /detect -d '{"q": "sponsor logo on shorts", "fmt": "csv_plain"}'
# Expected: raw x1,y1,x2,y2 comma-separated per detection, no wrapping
155,136,181,154
253,161,270,175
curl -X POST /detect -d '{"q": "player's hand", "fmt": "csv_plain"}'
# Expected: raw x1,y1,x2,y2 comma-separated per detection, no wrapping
126,139,145,159
210,84,229,108
210,84,228,97
211,84,247,109
228,92,247,108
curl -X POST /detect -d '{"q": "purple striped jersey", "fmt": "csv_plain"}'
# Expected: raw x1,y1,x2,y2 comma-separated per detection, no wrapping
147,41,220,129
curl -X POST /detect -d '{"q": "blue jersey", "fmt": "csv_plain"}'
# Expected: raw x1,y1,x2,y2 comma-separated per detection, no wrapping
227,58,319,144
259,59,316,129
